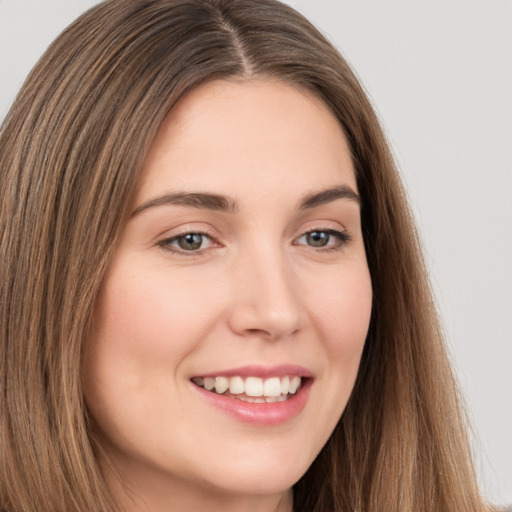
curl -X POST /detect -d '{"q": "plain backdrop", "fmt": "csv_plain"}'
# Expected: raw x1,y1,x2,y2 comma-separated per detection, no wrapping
1,0,511,505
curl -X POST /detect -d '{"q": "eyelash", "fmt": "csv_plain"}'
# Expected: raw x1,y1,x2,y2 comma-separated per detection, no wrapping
294,228,351,253
158,228,351,256
158,230,218,255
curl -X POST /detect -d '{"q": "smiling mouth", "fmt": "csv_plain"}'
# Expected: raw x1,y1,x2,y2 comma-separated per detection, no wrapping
191,375,303,403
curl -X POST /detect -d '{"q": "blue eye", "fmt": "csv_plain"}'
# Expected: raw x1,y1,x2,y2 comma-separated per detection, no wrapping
159,232,213,253
296,229,350,250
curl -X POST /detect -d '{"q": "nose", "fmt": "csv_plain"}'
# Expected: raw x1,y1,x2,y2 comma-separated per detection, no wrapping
227,245,305,341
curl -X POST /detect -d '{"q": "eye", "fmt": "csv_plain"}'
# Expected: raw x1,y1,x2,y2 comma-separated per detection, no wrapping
295,229,350,250
159,232,214,253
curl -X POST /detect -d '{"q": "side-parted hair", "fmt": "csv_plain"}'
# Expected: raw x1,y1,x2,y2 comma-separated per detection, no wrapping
0,1,488,511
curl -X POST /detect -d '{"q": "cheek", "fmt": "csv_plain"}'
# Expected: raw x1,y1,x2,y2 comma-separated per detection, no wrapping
309,266,373,359
83,265,223,453
305,261,372,418
83,269,205,417
90,267,220,369
292,263,372,457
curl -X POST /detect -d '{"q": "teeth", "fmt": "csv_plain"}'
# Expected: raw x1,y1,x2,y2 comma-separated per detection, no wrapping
263,377,282,397
280,376,290,395
289,376,301,394
215,377,229,394
192,375,303,399
245,377,263,397
229,376,244,394
203,377,215,391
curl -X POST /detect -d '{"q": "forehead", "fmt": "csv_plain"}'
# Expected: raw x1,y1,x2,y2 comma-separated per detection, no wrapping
137,79,356,201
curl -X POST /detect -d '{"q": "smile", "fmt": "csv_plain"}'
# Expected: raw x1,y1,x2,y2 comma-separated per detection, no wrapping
191,375,302,403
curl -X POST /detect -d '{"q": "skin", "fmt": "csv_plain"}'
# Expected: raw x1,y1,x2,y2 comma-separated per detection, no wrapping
83,79,373,512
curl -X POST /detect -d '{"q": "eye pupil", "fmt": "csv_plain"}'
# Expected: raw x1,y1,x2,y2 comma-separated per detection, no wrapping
178,233,203,251
306,231,329,247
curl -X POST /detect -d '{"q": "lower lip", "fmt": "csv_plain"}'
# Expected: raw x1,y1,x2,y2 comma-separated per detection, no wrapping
191,379,312,426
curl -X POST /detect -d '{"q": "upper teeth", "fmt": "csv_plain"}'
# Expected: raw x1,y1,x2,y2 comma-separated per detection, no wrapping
192,375,302,397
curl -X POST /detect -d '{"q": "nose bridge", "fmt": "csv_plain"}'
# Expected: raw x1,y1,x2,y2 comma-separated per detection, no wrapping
228,238,304,340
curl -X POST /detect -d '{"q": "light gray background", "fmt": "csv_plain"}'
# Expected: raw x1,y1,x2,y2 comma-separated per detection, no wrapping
1,0,510,505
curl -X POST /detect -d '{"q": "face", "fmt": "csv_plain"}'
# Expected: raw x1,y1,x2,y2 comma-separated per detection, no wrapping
84,80,372,510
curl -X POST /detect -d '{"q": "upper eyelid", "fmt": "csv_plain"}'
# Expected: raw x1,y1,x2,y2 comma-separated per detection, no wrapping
157,232,219,257
158,225,216,242
296,226,349,239
160,230,216,244
296,217,347,231
157,225,348,241
155,223,351,252
295,228,350,243
157,223,218,241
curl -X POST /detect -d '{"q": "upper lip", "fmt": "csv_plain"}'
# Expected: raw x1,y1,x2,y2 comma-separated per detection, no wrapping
191,364,314,379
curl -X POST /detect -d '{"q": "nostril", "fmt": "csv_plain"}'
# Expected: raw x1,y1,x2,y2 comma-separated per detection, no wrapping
227,268,304,339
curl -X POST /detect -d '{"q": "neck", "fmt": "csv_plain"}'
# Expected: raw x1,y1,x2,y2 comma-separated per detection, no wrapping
121,489,293,512
102,452,294,512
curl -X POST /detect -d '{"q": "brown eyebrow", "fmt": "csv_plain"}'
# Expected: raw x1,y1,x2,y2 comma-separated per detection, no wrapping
131,192,238,217
299,185,361,209
131,184,360,218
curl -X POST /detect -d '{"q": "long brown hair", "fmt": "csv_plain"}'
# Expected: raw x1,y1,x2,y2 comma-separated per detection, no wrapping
0,1,487,511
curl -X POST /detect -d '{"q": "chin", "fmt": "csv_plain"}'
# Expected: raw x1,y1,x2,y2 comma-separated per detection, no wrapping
191,442,316,496
198,467,302,497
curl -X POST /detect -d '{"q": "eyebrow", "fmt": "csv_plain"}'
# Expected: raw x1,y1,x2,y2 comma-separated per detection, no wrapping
299,185,361,210
131,184,360,217
131,192,238,217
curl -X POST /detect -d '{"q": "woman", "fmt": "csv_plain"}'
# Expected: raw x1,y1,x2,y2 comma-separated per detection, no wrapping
0,0,491,511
